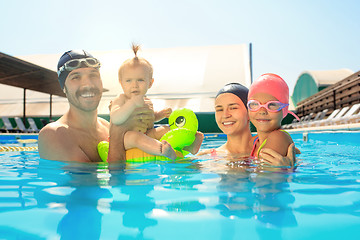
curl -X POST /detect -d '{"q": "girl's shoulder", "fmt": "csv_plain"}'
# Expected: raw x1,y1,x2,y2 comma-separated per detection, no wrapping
267,129,293,147
268,129,292,141
264,129,293,156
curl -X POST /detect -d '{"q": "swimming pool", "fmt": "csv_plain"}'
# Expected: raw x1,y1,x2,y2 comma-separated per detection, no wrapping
0,132,359,240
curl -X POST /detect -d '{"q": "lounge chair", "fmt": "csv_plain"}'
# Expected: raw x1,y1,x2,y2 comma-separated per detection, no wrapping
314,109,329,121
27,118,40,132
295,113,314,129
311,108,341,127
1,117,21,133
14,117,35,133
327,106,351,125
282,118,298,129
290,116,305,129
348,111,360,123
305,109,328,128
40,119,49,127
0,118,7,132
315,107,350,126
336,103,360,125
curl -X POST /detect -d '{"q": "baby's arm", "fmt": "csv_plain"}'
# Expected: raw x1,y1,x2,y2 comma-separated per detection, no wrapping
142,96,171,122
110,94,145,125
146,125,171,140
183,131,204,155
154,108,172,122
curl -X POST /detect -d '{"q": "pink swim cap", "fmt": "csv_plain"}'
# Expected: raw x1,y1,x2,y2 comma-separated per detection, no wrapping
248,73,292,119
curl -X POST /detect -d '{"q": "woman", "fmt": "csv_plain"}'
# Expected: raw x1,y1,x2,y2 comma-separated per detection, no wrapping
198,83,297,167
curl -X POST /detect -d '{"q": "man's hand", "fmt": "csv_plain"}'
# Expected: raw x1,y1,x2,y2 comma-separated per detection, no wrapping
144,97,154,110
129,106,155,133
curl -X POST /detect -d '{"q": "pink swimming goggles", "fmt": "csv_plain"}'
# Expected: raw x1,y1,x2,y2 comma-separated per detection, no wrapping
247,100,288,113
247,100,300,120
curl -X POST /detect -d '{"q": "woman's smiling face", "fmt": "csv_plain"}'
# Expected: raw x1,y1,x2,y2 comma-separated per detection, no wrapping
215,93,249,135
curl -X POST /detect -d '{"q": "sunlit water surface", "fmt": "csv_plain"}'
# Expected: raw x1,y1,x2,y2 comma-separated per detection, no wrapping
0,132,359,240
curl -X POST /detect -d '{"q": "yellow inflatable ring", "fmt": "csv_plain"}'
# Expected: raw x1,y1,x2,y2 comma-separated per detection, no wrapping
126,148,157,163
97,141,183,163
126,148,183,163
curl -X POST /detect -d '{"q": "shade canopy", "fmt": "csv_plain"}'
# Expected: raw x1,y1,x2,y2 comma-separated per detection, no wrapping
0,51,65,98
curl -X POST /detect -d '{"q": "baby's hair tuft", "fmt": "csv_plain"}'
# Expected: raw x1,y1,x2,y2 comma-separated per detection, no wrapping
132,43,141,59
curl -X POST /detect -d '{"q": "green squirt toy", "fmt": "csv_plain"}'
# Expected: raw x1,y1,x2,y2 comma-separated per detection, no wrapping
97,108,198,162
160,108,198,155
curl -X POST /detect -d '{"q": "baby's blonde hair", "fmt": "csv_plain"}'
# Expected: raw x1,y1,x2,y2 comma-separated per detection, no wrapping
118,43,153,81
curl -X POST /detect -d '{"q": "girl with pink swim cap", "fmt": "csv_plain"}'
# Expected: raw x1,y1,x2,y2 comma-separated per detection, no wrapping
248,73,299,160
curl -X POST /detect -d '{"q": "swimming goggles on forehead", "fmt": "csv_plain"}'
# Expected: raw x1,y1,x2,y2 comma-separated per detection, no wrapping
57,58,101,76
247,100,289,112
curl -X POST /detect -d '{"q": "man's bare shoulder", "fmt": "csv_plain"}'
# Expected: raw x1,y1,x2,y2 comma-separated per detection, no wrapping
38,120,72,149
38,120,77,161
41,120,66,129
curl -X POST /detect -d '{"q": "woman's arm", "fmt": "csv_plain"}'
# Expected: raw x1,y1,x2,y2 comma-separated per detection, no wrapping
257,130,295,166
259,143,298,167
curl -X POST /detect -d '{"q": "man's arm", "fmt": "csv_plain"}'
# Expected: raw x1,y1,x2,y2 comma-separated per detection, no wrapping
107,123,127,162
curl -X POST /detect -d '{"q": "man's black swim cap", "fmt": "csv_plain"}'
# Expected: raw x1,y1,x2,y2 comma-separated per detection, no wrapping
216,83,249,109
57,50,99,89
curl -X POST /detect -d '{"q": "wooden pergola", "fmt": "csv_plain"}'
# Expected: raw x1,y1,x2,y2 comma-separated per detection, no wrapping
0,51,66,122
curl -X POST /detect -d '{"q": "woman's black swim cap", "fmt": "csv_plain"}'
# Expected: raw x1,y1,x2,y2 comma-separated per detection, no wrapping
57,50,97,89
216,83,249,108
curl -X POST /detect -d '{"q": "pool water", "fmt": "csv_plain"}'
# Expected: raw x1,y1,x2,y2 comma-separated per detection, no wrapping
0,132,359,240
